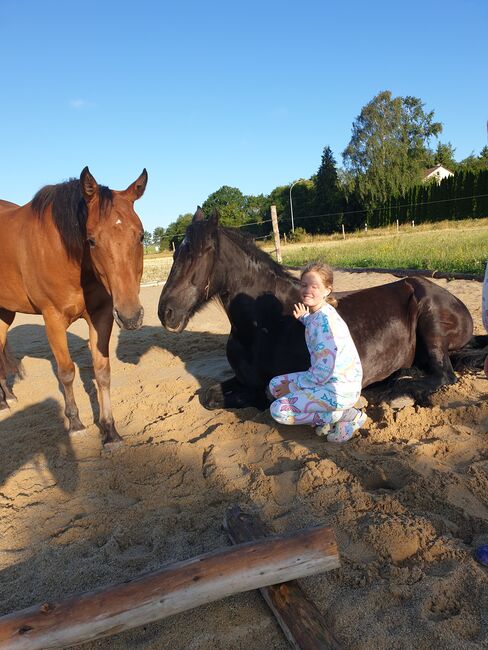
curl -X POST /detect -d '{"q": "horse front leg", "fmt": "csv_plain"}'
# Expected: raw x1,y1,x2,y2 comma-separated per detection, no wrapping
85,308,122,449
205,376,245,409
43,311,85,433
0,308,18,411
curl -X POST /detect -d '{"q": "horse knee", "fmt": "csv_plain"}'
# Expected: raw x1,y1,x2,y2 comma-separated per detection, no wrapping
94,362,111,389
58,363,76,386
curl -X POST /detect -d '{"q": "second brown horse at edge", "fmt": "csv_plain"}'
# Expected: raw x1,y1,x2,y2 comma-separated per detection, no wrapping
0,168,147,448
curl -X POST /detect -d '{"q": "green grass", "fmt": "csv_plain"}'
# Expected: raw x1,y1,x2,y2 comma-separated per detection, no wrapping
278,224,488,275
142,219,488,282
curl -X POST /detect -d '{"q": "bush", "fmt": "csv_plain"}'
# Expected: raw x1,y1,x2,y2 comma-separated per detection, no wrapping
288,227,309,242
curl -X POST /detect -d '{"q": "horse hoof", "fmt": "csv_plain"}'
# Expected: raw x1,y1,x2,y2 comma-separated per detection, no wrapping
102,439,124,453
69,426,87,437
204,384,225,409
388,395,415,410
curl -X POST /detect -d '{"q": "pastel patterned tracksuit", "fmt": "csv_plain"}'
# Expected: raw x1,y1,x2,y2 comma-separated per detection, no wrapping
269,303,362,427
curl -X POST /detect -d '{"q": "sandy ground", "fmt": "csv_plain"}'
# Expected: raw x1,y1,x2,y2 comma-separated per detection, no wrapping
0,271,487,649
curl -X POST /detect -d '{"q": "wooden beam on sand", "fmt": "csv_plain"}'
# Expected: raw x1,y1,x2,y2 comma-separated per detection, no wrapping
224,506,342,650
0,523,340,650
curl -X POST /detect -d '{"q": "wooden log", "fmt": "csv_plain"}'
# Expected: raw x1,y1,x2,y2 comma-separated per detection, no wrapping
224,506,342,650
0,523,340,650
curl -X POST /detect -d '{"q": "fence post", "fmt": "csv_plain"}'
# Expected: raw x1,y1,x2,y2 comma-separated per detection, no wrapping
342,224,345,240
270,205,282,263
396,219,399,233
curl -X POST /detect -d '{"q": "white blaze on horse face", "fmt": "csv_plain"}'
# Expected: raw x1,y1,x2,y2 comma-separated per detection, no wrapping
115,218,123,225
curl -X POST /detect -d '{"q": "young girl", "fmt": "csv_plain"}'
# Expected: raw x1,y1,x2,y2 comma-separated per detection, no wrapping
268,262,366,443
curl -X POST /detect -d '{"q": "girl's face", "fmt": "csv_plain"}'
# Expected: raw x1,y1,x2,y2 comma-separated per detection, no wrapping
299,271,331,313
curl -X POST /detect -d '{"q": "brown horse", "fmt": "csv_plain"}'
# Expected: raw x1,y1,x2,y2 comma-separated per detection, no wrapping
0,168,147,447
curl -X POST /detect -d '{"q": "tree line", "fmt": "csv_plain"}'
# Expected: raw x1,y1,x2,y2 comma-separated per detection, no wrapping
145,90,488,251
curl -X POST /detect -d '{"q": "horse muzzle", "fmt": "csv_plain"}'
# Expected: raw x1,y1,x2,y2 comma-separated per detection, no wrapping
113,306,144,330
158,305,187,333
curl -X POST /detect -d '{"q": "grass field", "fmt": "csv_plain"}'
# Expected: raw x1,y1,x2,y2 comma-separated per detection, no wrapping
142,218,488,284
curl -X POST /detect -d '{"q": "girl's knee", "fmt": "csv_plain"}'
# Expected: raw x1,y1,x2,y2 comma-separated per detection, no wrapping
270,399,294,425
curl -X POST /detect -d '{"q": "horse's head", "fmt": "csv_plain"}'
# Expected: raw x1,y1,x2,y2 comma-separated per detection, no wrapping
81,167,148,330
158,208,219,332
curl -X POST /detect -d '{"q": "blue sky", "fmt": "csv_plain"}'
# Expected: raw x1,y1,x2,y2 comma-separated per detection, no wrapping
1,0,487,232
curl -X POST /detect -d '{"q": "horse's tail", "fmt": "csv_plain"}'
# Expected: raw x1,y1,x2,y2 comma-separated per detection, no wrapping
0,342,24,379
450,334,488,371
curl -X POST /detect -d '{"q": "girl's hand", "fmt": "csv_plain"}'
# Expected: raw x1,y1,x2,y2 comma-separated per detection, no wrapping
293,302,309,320
274,380,291,397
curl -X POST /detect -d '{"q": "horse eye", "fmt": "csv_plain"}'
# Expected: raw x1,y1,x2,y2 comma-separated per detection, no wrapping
139,233,144,244
87,237,96,248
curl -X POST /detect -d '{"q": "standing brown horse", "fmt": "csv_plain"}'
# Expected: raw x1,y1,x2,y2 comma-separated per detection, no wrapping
0,168,147,447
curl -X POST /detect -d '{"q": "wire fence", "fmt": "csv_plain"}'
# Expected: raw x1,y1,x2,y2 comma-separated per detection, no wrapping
152,192,488,248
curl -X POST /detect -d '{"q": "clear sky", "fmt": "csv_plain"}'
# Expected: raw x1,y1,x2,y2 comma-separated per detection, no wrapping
1,0,487,232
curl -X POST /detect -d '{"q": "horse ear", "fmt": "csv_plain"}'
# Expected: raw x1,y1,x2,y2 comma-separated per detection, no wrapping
80,167,98,202
123,169,148,201
193,206,205,222
209,209,219,227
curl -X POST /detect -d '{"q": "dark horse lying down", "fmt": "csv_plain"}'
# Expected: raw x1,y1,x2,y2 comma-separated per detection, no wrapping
158,209,485,410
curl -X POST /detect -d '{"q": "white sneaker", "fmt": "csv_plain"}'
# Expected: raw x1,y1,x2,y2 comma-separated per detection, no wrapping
327,410,368,443
314,423,331,437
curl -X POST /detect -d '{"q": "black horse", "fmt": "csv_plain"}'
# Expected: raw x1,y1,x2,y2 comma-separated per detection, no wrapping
158,209,484,410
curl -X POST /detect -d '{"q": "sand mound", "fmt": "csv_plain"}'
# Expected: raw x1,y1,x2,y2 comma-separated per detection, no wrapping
0,271,487,649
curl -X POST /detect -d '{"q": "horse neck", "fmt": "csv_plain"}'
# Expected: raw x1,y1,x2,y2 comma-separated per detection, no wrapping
213,230,299,311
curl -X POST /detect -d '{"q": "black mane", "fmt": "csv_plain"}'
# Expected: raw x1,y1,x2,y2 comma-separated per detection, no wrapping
220,226,295,281
32,179,113,258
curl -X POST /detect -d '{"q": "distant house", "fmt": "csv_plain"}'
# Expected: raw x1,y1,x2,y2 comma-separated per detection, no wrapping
422,164,454,184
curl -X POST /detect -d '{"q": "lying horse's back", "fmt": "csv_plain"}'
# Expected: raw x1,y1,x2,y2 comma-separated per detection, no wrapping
340,276,473,397
337,278,419,386
406,276,473,351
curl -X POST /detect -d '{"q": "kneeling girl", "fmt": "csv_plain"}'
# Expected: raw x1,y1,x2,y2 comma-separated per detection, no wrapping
269,262,366,443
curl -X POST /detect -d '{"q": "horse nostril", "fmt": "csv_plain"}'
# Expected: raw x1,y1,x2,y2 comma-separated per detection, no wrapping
165,307,173,323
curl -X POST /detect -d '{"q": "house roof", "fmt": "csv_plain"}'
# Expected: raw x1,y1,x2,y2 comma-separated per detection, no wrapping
422,163,454,179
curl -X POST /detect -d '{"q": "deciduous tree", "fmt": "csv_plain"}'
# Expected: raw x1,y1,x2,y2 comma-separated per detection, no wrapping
342,90,442,211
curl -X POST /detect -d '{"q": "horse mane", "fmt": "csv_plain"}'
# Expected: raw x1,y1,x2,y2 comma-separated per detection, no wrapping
220,226,296,282
32,179,113,258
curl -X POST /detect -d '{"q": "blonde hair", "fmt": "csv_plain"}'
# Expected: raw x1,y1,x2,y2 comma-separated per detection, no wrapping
301,262,338,308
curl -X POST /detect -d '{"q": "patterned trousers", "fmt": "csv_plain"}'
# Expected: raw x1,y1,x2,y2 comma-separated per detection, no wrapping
268,372,357,427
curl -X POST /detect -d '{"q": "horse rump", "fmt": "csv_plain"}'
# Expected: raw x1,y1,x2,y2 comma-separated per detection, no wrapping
450,334,488,371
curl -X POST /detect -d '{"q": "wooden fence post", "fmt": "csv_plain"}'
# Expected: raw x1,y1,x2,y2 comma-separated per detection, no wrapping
270,205,282,263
